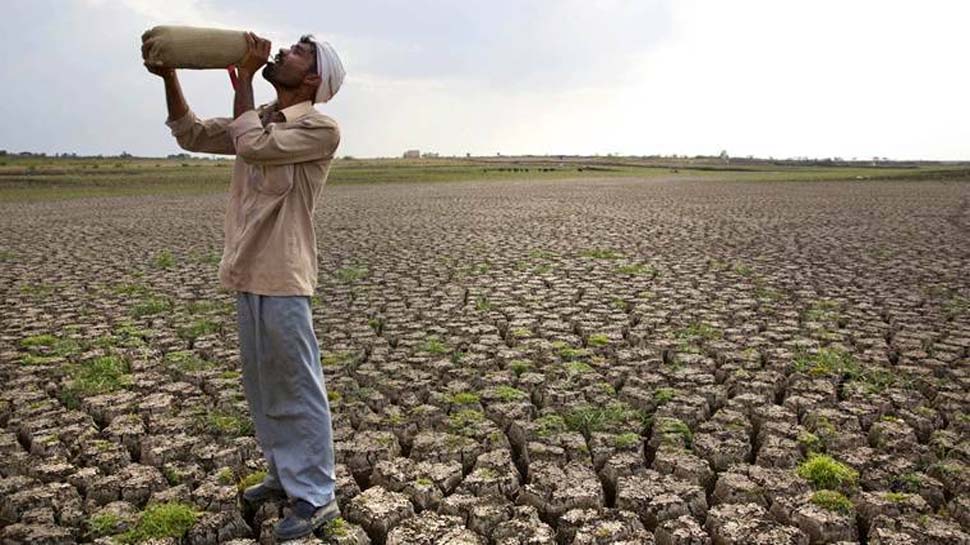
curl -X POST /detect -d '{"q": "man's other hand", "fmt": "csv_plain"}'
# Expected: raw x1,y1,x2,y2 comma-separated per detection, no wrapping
239,32,271,78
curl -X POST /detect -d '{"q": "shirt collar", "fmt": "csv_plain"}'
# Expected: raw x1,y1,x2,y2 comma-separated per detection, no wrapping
279,100,314,122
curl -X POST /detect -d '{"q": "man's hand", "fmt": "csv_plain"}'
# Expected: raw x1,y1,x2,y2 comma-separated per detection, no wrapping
141,38,175,79
144,62,175,79
238,32,271,79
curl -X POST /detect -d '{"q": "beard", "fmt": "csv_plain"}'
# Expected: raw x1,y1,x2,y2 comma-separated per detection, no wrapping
261,62,277,83
262,62,301,89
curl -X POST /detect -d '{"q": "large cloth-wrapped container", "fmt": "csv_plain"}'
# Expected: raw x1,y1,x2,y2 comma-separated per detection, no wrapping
142,25,247,69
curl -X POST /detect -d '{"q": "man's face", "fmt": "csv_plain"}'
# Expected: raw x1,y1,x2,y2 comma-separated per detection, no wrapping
262,40,316,89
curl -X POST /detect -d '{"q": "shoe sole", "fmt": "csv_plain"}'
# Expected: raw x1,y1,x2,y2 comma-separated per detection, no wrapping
274,500,340,541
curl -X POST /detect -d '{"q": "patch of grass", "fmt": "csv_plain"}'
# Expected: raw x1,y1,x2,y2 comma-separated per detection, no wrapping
420,335,448,355
20,334,58,348
510,327,532,338
164,351,213,373
0,250,15,262
565,361,595,375
581,248,623,260
534,263,553,274
793,347,860,378
151,250,176,270
20,282,56,297
317,517,349,538
565,402,642,437
87,512,122,537
65,355,131,398
177,318,219,341
494,386,528,402
596,381,616,395
131,296,172,318
893,472,923,492
335,264,368,283
529,249,557,260
161,465,183,486
237,470,267,492
654,417,693,448
21,354,61,365
733,262,753,276
810,490,854,514
118,502,198,543
882,491,913,503
197,409,253,438
798,431,824,454
475,295,492,312
613,432,641,449
804,300,841,322
610,297,631,311
447,409,486,434
216,468,235,485
753,280,782,301
113,282,150,297
534,414,568,438
942,295,969,319
558,345,590,360
450,391,480,405
675,322,723,342
321,351,355,367
653,387,676,405
509,359,532,376
797,454,859,490
615,263,658,276
587,333,610,347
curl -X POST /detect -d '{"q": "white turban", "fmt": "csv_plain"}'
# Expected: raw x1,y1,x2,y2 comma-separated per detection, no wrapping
311,39,345,103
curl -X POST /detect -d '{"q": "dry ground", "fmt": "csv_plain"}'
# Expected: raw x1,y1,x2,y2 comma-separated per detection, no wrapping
1,175,969,544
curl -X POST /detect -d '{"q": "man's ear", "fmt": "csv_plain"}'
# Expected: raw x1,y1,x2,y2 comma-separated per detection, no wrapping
304,73,321,90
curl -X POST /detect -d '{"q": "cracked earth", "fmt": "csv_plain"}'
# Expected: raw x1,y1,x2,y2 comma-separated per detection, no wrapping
1,176,969,545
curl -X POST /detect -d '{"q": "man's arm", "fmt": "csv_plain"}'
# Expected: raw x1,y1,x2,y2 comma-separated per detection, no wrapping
144,50,234,154
234,32,271,119
226,32,340,166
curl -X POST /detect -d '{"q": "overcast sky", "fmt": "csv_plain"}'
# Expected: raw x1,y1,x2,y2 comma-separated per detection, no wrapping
1,0,968,160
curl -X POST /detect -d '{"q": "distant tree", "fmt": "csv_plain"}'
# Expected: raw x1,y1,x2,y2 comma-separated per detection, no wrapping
719,150,729,163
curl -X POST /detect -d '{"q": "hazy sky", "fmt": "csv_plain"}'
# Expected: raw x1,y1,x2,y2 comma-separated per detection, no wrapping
1,0,968,159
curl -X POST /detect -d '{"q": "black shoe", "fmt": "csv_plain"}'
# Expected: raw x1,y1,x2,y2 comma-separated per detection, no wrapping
241,482,287,505
274,498,340,541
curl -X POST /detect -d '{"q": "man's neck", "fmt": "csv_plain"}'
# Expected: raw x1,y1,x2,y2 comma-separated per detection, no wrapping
274,87,311,110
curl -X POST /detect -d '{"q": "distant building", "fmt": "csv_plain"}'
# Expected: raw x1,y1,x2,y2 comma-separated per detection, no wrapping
403,149,420,159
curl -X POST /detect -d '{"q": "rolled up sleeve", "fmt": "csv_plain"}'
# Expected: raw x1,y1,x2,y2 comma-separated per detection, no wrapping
228,110,339,166
165,110,235,155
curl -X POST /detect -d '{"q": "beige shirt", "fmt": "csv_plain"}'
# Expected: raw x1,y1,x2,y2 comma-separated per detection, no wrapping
166,100,340,296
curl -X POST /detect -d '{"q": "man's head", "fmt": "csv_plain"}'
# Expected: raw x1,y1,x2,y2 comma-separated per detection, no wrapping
262,35,345,103
262,35,319,98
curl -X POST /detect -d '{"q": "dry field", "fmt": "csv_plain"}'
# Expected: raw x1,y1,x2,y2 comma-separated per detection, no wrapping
1,166,969,544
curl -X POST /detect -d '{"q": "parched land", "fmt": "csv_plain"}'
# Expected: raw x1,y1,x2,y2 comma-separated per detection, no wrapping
1,163,969,544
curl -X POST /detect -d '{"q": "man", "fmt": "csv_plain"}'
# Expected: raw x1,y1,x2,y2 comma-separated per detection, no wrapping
144,31,345,540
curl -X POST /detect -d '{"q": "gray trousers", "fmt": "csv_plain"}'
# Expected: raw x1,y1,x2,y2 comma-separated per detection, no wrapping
236,292,336,507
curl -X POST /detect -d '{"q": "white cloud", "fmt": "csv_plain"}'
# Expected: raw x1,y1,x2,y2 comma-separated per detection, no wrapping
1,0,968,159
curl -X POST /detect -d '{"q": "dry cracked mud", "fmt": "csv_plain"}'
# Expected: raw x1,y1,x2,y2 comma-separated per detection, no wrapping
1,176,969,544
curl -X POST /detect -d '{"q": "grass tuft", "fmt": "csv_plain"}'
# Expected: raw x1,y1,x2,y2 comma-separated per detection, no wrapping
797,453,858,490
118,502,198,543
810,490,854,514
